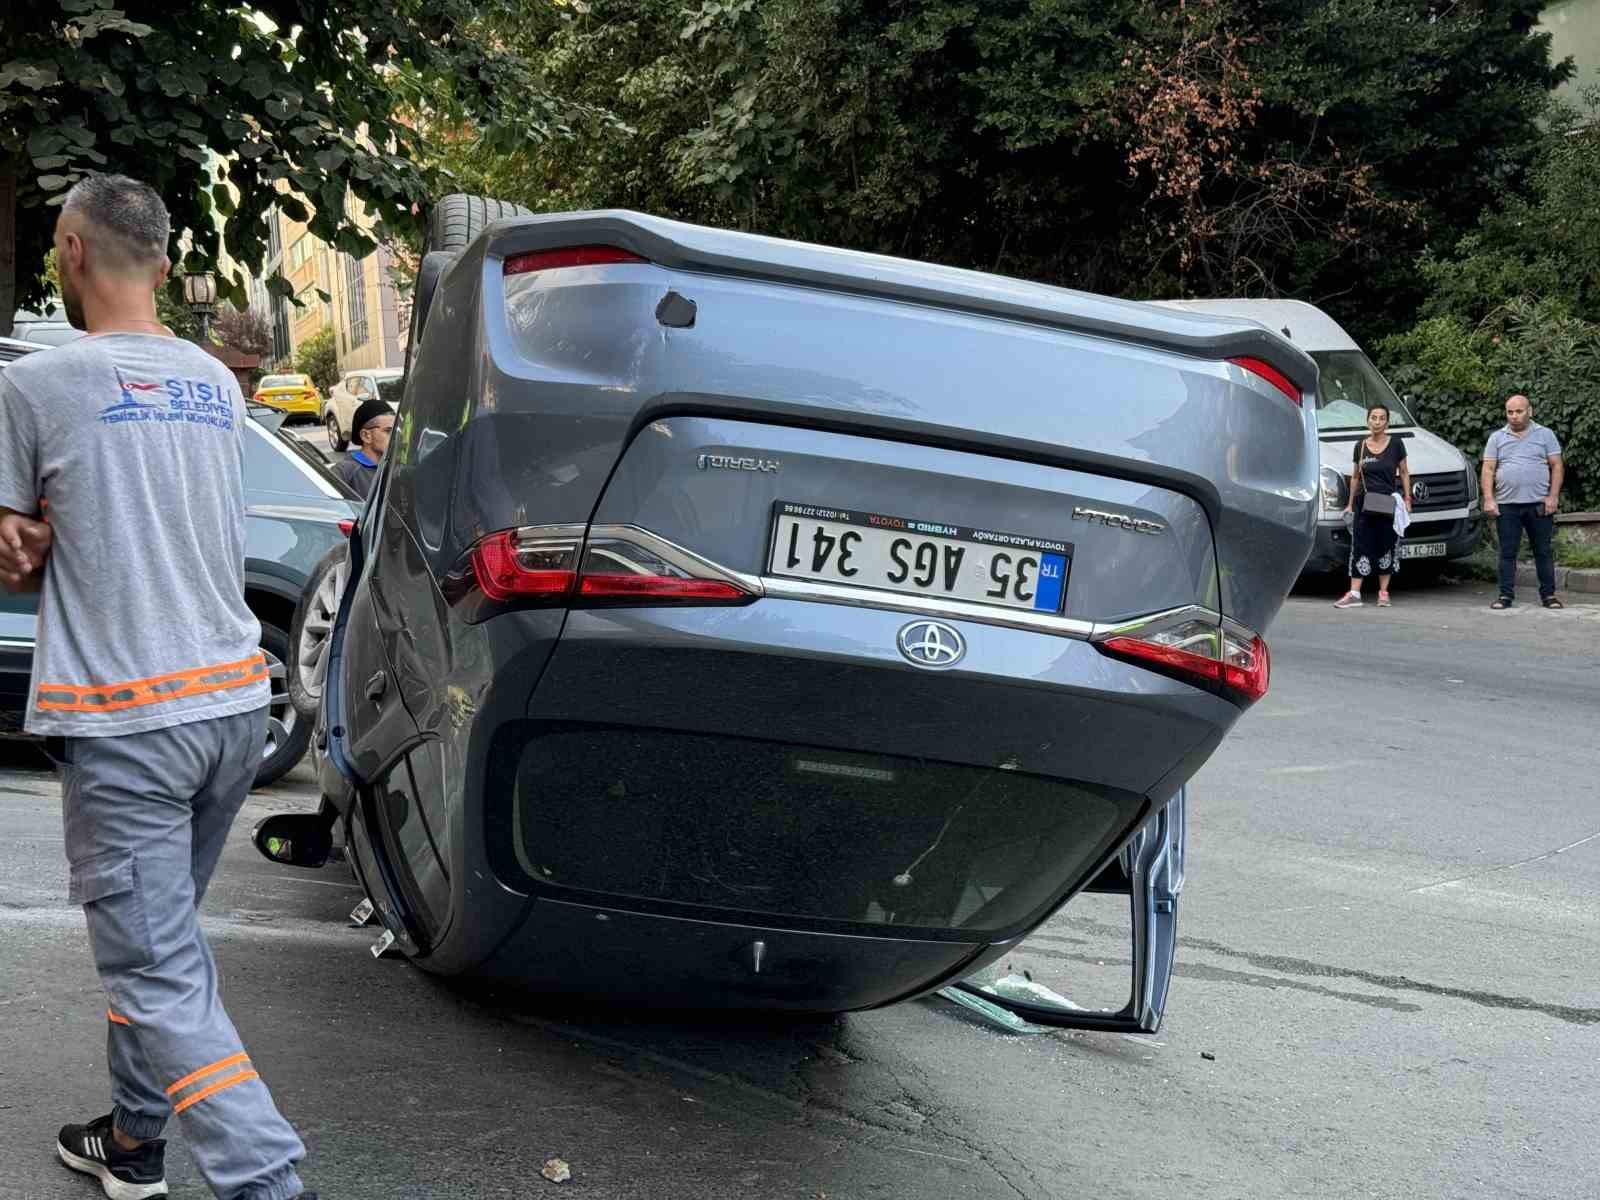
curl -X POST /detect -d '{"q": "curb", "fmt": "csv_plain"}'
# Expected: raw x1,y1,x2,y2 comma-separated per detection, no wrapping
1515,563,1600,595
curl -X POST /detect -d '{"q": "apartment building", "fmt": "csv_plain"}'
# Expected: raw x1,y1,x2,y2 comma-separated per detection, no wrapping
248,191,404,373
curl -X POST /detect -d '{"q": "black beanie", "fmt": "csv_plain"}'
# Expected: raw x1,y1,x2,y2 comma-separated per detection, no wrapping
350,398,394,445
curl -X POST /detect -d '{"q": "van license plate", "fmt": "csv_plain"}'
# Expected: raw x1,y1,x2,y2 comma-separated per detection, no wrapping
768,503,1071,614
1400,541,1446,559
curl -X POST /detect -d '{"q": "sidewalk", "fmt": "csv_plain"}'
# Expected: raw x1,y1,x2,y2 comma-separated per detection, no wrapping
1516,563,1600,594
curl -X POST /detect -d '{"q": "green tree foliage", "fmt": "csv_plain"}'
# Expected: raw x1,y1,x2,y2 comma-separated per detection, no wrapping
1382,92,1600,511
432,0,1566,343
292,325,337,392
153,285,198,341
0,0,600,334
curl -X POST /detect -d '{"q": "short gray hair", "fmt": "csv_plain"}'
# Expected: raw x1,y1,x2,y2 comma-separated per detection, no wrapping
62,174,170,267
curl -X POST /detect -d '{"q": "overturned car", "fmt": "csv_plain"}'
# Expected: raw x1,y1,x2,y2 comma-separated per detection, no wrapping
261,195,1318,1032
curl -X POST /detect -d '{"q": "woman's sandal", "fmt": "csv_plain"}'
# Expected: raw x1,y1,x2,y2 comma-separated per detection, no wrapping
1490,596,1512,610
1542,596,1564,609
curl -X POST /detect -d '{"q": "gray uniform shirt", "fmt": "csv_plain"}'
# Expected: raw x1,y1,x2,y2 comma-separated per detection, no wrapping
1484,422,1562,504
0,334,266,736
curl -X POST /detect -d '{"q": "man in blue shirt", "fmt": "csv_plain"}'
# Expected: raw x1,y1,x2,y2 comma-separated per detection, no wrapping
329,397,393,500
1482,394,1564,609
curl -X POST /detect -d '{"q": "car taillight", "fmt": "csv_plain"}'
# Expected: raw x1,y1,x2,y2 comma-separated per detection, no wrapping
1220,629,1270,702
576,532,750,604
469,529,581,603
1095,613,1270,706
503,246,649,277
1228,356,1301,406
337,519,355,536
461,525,756,613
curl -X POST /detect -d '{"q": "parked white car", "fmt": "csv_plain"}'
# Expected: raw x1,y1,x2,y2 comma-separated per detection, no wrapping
322,367,403,450
1151,298,1483,576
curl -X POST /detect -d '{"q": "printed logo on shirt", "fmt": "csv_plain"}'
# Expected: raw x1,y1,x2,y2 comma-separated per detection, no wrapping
102,367,235,430
103,374,165,416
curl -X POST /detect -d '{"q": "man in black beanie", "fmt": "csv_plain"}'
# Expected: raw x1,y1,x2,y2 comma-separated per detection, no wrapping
329,397,393,499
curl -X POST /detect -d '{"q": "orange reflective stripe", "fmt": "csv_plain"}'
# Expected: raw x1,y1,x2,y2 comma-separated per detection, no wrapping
36,653,267,715
172,1069,259,1115
106,1009,131,1026
166,1052,251,1097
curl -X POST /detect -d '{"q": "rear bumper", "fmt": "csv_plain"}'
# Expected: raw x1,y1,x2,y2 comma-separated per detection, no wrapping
422,599,1233,1005
256,395,319,417
477,896,988,1012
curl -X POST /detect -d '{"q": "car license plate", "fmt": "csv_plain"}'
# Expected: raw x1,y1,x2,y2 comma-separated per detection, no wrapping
1400,541,1446,559
768,503,1072,614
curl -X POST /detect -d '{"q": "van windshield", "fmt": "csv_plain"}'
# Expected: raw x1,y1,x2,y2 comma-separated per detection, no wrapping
1311,350,1415,431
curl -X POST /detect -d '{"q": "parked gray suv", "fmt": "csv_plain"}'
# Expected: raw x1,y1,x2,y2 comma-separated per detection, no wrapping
258,195,1318,1031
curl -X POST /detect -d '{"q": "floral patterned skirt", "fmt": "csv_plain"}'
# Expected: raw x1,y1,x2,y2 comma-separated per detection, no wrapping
1350,511,1400,578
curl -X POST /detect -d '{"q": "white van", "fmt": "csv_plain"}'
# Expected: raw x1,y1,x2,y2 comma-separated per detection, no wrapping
1152,298,1482,575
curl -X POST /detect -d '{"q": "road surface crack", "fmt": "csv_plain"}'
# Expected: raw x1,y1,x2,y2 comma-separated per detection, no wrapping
1032,919,1600,1025
1409,828,1600,892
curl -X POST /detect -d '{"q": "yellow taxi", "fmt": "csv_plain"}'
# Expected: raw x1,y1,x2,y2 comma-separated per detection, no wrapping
251,372,321,418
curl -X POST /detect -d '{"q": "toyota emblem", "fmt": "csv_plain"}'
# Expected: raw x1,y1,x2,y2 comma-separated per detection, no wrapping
897,620,966,669
1412,480,1428,503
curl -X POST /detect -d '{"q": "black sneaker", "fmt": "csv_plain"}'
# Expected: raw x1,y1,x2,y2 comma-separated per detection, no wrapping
56,1115,167,1200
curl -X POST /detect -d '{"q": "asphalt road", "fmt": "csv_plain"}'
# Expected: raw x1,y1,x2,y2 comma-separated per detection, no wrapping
2,578,1596,1200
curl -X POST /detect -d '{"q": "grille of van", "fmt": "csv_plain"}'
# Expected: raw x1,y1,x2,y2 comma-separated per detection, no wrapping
1411,471,1467,510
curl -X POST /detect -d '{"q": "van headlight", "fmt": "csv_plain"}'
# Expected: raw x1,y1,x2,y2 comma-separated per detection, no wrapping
1320,466,1349,516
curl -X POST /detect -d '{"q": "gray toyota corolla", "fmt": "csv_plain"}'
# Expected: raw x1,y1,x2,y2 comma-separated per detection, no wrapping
261,195,1318,1032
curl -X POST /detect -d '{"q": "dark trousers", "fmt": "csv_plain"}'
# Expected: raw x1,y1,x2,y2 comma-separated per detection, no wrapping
1496,502,1556,600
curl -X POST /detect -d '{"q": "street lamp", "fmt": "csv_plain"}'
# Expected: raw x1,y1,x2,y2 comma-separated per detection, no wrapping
183,270,218,342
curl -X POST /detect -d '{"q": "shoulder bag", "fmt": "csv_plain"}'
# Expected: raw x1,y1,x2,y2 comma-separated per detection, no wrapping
1357,441,1397,515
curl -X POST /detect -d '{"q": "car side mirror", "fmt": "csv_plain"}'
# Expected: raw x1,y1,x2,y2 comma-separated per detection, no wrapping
252,812,335,869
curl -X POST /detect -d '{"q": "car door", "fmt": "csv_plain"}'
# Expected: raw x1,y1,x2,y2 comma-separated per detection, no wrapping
322,456,458,954
342,375,368,430
945,789,1186,1033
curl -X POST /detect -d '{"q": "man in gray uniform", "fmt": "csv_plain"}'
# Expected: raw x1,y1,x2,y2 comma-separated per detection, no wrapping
0,176,316,1200
1481,393,1565,610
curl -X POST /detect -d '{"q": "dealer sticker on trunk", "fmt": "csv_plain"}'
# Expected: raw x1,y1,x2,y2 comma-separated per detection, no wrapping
768,502,1072,614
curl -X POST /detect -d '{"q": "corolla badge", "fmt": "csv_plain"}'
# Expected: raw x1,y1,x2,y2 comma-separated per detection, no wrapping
1072,506,1165,535
897,620,966,669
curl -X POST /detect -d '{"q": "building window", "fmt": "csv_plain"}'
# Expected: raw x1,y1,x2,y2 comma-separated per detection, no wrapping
265,210,282,262
345,252,369,350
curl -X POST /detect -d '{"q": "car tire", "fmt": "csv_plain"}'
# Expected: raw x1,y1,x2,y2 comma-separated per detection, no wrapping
428,192,536,255
326,410,348,452
256,617,312,789
407,193,535,375
288,543,349,720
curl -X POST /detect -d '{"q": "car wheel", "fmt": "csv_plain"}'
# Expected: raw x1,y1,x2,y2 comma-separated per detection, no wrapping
326,411,348,452
288,543,349,720
407,193,535,376
256,618,312,789
428,192,537,255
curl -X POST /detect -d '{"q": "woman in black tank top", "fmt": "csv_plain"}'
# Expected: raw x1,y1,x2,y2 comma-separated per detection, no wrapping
1335,405,1412,609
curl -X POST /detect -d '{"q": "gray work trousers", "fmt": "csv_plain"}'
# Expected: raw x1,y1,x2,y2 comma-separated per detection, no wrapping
57,708,306,1200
